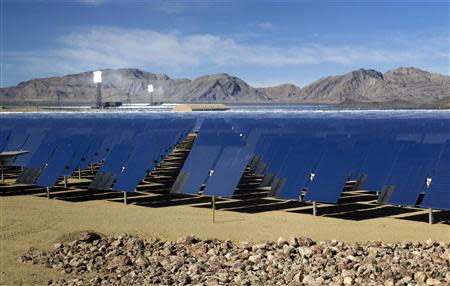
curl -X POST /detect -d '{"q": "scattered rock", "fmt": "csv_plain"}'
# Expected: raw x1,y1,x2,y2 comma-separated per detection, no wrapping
302,275,315,285
20,233,449,286
401,276,412,284
289,236,299,247
134,255,149,268
106,255,131,270
414,271,427,283
78,231,101,243
277,237,287,247
426,278,440,285
298,236,315,247
251,243,267,251
343,276,353,285
177,235,200,245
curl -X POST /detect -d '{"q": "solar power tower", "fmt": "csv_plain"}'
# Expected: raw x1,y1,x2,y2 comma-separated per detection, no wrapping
93,71,102,108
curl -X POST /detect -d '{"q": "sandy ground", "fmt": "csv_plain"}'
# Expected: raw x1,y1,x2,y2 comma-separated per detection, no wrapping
1,189,449,285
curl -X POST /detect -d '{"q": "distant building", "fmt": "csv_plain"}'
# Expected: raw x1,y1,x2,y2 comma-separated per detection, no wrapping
171,104,229,112
103,102,123,108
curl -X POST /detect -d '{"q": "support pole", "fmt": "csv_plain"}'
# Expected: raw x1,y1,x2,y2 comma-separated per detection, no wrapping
312,201,317,216
78,169,81,180
96,82,103,109
64,176,68,188
212,196,216,223
0,165,4,183
428,208,433,224
90,164,94,174
124,192,128,205
46,187,50,199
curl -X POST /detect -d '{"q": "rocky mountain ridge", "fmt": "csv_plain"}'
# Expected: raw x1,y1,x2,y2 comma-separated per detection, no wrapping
1,67,449,107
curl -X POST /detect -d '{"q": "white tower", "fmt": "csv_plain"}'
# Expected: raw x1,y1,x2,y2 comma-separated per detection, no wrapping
93,71,103,108
148,84,154,106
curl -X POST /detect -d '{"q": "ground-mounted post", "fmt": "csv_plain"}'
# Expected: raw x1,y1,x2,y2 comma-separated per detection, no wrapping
428,208,433,224
124,192,128,205
64,176,68,188
0,165,4,183
90,164,94,174
78,169,81,180
212,196,216,223
312,201,317,216
46,187,50,199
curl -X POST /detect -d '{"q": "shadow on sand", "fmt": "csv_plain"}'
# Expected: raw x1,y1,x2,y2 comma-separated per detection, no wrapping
1,145,449,226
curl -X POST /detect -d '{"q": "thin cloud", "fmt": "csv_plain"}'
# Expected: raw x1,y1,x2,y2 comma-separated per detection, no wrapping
75,0,105,5
257,21,274,30
155,1,186,14
3,26,449,82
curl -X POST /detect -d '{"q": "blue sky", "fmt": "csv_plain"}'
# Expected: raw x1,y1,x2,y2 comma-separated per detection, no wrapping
1,0,448,88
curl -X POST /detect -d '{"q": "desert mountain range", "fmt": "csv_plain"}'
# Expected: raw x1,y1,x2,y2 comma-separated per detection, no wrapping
1,67,449,107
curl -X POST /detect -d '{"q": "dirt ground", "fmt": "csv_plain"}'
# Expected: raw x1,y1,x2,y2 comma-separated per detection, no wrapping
1,189,449,285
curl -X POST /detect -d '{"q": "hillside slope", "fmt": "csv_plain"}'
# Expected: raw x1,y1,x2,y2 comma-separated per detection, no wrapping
1,67,449,107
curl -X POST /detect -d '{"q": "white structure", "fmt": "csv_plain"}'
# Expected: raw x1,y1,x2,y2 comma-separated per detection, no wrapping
93,71,103,108
148,84,154,105
93,70,102,83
